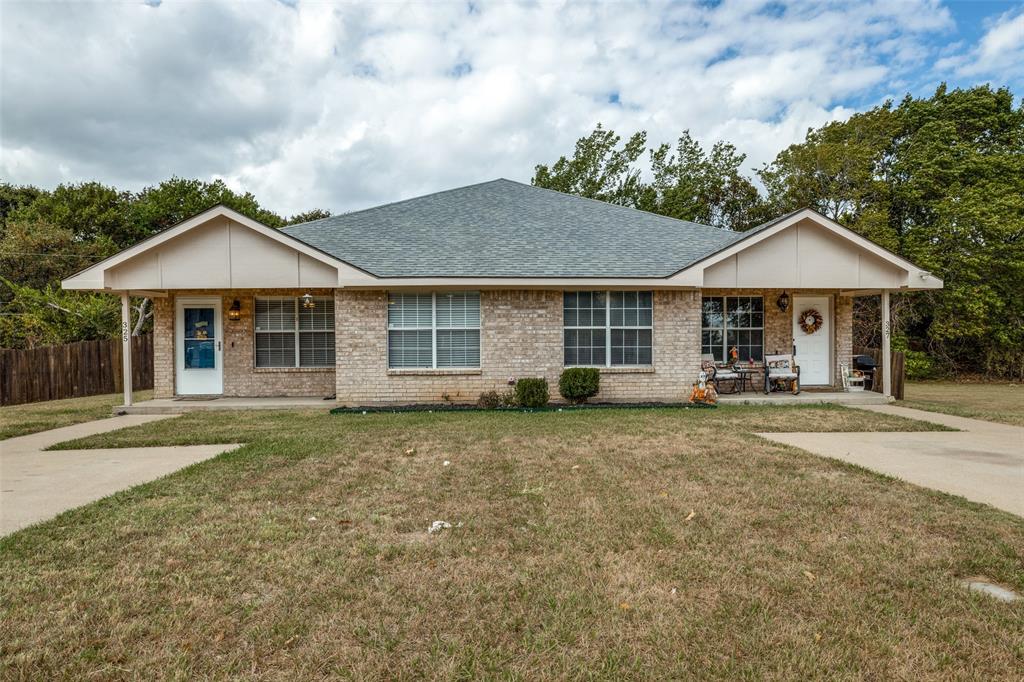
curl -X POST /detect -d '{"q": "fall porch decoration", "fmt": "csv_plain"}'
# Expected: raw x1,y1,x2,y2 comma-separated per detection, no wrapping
798,308,823,335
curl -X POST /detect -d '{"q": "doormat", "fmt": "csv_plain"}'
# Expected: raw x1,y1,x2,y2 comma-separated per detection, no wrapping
174,396,219,401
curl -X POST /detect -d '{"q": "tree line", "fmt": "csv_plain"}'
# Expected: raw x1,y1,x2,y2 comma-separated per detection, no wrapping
2,84,1020,378
532,85,1023,380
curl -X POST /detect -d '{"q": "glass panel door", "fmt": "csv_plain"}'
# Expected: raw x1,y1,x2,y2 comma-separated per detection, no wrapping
183,307,216,369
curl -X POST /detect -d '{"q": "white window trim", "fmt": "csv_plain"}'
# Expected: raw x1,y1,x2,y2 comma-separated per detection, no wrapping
254,296,335,369
700,295,764,363
387,292,481,369
563,291,654,368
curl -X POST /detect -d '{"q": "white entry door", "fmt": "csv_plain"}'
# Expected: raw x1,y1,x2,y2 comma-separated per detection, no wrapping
176,297,223,395
792,296,831,385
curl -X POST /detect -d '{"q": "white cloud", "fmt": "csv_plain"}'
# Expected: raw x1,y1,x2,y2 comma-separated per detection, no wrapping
1,0,962,215
936,7,1024,79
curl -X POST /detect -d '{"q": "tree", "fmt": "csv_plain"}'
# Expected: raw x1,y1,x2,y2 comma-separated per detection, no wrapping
647,131,767,230
286,208,332,225
533,125,767,230
532,124,648,207
131,177,286,237
0,220,118,300
10,181,138,246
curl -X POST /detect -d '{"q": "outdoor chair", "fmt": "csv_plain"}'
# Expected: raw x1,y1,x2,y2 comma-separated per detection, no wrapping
702,353,740,394
764,354,800,394
840,362,864,391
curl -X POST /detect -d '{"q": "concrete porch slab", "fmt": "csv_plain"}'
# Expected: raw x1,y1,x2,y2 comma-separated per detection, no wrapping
718,391,888,406
117,397,335,414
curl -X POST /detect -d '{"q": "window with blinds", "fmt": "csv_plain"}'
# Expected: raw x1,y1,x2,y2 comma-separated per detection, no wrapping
387,292,480,368
255,297,335,368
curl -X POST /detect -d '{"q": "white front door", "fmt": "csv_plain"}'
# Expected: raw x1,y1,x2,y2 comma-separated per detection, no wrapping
176,297,223,395
792,296,831,385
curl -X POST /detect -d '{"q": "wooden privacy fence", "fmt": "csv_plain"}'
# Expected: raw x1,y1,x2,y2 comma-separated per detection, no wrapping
0,335,153,406
852,346,906,400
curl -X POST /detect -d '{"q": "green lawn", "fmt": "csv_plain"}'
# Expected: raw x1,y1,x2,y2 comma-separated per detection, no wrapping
2,404,1021,679
0,390,154,440
899,381,1024,427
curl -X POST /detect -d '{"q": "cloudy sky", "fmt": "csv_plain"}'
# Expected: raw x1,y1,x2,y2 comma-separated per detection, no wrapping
1,0,1022,216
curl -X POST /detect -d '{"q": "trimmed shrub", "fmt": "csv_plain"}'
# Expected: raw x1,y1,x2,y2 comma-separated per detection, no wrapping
558,367,600,404
514,378,549,408
477,391,501,409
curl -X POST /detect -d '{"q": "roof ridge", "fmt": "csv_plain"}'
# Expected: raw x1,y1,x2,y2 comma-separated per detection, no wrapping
498,178,737,235
282,178,512,231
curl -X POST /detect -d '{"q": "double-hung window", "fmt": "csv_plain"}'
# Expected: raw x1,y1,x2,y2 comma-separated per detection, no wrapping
563,291,653,366
387,292,480,369
701,296,763,363
254,297,335,368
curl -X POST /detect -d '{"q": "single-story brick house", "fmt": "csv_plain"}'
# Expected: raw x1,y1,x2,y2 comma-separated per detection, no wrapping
62,179,942,405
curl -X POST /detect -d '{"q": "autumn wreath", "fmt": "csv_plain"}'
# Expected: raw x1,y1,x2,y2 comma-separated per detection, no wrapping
798,308,823,334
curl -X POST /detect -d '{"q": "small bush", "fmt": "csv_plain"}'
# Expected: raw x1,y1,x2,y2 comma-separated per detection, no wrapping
558,367,600,404
514,378,549,408
477,391,501,409
904,350,942,380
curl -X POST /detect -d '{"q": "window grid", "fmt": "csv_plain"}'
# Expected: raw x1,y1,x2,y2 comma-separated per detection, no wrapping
701,296,764,363
387,292,481,369
563,291,654,367
255,297,335,368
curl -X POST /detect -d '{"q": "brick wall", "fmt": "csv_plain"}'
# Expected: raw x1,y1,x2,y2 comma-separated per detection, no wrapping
151,286,849,401
702,288,853,387
152,289,335,398
334,289,702,405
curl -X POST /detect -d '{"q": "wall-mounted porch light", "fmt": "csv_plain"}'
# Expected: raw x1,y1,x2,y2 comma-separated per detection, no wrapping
301,293,315,309
228,299,242,321
776,291,790,312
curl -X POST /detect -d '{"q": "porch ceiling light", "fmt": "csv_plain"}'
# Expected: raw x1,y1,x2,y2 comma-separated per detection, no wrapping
301,293,315,309
228,299,242,321
776,291,790,312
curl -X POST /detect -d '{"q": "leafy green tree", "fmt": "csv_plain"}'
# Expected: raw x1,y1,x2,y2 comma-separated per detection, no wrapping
0,220,118,296
0,277,120,349
0,182,46,237
532,125,648,207
10,181,138,246
646,131,767,230
286,208,332,225
131,177,286,236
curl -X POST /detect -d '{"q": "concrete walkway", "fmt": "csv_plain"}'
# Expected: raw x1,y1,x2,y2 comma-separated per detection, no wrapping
758,405,1024,516
1,416,241,535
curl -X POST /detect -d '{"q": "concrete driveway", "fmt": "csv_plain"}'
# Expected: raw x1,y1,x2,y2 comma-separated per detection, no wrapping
1,415,240,535
759,405,1024,516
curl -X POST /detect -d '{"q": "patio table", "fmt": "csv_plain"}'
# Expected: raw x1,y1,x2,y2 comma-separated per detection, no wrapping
733,366,762,393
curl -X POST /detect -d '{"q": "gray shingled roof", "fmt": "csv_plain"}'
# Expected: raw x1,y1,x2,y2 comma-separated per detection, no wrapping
281,179,740,278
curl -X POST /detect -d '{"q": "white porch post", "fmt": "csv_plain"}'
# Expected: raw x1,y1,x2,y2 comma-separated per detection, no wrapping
121,292,133,407
881,289,891,398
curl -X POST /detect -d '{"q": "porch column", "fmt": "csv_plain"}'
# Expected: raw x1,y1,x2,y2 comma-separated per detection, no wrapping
881,289,891,398
121,292,133,407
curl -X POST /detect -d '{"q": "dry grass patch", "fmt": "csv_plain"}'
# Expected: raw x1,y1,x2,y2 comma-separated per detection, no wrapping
899,381,1024,427
0,390,153,439
1,405,1021,680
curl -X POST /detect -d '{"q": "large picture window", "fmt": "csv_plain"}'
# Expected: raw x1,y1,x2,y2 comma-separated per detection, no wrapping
701,296,763,363
388,292,480,369
564,291,653,367
255,297,335,368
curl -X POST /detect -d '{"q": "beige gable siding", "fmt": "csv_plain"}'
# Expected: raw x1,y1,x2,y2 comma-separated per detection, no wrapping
701,218,905,289
105,217,339,290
